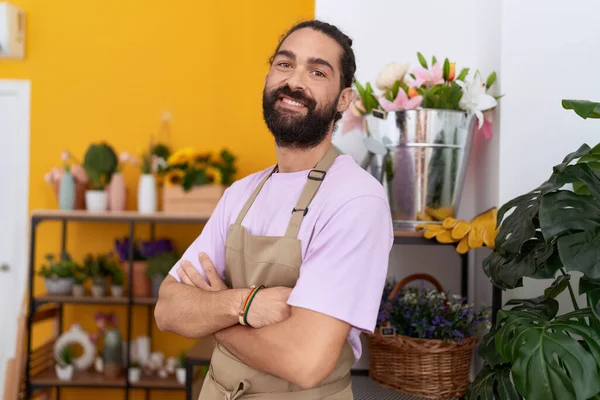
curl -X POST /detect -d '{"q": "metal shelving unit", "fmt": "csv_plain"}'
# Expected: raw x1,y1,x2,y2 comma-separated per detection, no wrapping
23,209,501,400
24,210,213,400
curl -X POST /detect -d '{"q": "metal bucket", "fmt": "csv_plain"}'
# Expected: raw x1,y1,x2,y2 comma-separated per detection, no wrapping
364,109,475,230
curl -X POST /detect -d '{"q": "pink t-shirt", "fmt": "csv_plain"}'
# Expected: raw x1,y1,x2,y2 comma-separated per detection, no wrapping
169,154,394,362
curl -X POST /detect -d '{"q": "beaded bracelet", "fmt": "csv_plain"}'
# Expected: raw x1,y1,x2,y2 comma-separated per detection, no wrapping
239,285,265,326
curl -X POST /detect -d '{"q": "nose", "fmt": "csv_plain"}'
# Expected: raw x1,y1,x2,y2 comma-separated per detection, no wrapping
285,66,307,92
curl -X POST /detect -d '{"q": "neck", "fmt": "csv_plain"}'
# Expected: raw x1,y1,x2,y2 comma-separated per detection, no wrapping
275,135,333,173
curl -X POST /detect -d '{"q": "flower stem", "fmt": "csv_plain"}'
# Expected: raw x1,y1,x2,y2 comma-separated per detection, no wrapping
560,268,579,311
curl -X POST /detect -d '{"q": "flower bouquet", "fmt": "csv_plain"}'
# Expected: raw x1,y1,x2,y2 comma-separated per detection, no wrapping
161,147,237,213
368,274,490,399
44,150,89,210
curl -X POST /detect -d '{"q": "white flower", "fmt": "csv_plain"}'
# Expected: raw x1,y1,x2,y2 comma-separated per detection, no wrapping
452,294,462,301
375,62,410,91
485,321,492,330
119,151,130,163
456,72,497,129
61,150,70,162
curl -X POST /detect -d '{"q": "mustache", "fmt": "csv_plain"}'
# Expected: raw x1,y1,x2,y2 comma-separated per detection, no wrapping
269,85,316,110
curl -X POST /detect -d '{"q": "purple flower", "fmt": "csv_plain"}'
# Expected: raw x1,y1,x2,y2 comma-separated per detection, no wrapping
141,238,174,258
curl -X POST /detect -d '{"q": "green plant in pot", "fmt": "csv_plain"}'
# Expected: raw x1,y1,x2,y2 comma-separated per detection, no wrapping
84,253,115,298
82,142,118,212
72,264,88,296
175,351,186,385
55,344,74,381
468,99,600,400
110,266,125,298
146,252,179,298
38,252,78,295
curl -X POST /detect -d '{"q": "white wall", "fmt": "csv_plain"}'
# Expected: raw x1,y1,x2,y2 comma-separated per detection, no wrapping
316,0,502,370
498,0,600,309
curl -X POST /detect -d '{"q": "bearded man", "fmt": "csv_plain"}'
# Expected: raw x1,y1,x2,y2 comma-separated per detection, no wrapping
155,19,393,400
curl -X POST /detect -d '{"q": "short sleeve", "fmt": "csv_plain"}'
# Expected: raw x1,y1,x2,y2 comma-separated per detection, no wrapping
287,195,394,333
168,187,231,282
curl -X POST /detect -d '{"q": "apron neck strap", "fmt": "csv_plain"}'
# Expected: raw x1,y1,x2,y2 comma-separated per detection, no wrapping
284,145,339,238
234,165,277,226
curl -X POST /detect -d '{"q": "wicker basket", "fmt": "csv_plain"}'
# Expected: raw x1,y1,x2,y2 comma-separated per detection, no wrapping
367,273,478,399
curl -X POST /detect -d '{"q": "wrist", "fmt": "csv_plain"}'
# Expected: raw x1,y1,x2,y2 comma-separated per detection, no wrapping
230,288,253,321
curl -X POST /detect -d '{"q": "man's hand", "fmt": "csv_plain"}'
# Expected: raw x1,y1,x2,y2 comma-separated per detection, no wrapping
246,287,292,328
177,252,228,291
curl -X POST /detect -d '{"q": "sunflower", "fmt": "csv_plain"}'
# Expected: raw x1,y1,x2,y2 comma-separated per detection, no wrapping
167,147,197,166
205,167,222,185
164,169,185,187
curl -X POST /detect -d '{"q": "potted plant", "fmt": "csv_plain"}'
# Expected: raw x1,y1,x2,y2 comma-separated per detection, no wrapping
369,274,490,399
146,251,179,298
468,99,600,400
161,147,236,213
55,344,74,381
84,253,114,297
128,360,142,383
339,53,500,226
175,351,186,385
82,142,118,212
38,252,78,295
71,265,88,296
110,266,125,297
44,150,89,210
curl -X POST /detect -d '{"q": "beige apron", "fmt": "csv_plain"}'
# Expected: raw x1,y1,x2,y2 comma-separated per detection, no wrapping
198,146,355,399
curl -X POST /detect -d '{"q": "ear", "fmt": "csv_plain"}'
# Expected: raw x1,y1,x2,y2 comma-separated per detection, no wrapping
336,87,354,114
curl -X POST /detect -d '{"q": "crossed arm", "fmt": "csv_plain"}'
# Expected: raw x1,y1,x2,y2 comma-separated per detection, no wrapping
155,253,351,389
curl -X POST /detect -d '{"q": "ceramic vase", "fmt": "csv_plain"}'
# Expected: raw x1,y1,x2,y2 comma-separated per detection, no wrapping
124,261,151,297
103,329,123,379
108,172,127,211
72,284,85,297
58,170,76,210
137,174,157,213
55,364,74,381
128,367,141,383
85,190,108,212
176,368,186,385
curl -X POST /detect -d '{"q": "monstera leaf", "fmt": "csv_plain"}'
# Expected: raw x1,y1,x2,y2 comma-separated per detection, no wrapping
467,363,521,400
580,276,600,322
562,99,600,119
495,306,600,400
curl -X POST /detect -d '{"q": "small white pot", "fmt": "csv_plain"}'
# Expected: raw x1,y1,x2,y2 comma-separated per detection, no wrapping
55,364,74,381
175,368,186,385
111,285,124,297
137,174,157,213
128,367,141,383
91,285,105,297
72,284,85,297
85,190,108,213
45,277,74,295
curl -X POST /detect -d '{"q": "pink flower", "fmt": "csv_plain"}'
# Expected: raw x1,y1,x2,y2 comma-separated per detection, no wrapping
61,150,70,162
409,62,444,87
379,89,423,112
70,164,89,183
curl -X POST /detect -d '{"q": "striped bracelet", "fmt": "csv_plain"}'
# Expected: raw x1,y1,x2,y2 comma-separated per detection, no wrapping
239,284,265,326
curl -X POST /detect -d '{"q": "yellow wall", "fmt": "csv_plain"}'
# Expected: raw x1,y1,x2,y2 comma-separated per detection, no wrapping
0,1,314,399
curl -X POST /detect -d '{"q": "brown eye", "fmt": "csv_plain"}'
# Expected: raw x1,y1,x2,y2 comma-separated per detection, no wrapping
278,62,291,68
312,70,325,78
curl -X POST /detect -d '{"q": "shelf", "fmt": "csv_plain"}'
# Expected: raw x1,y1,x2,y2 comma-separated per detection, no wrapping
131,374,185,390
30,369,126,389
34,294,159,306
31,209,212,224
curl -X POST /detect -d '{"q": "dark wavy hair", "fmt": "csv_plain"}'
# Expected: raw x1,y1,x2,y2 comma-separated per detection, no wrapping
268,20,357,124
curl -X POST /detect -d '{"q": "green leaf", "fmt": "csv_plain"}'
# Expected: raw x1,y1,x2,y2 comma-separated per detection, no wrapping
539,190,600,279
562,99,600,119
457,67,470,81
544,274,571,299
431,55,437,65
580,276,600,321
486,72,497,89
468,363,521,400
443,58,450,81
390,79,401,101
553,144,592,173
417,52,428,69
495,307,600,400
477,320,508,367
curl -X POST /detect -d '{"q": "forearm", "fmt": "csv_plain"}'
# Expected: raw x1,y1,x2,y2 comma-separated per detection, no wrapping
214,309,346,389
155,277,248,338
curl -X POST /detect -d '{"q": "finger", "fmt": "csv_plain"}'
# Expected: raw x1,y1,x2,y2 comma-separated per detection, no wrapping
199,253,226,289
177,266,194,286
181,260,210,289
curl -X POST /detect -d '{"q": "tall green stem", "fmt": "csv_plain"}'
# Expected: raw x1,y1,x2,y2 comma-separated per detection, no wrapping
561,268,579,311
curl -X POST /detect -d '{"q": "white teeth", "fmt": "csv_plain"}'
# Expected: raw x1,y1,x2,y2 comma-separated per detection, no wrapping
282,98,305,107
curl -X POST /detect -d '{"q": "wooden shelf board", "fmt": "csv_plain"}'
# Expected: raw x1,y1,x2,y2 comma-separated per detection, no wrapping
186,336,216,363
134,297,157,305
31,209,212,223
394,230,424,238
36,294,129,305
131,374,184,390
30,369,125,388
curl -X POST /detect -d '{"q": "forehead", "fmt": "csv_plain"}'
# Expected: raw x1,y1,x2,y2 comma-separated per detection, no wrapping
277,28,342,71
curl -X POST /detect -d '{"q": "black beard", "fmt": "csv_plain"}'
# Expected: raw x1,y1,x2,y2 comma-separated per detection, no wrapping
262,85,338,149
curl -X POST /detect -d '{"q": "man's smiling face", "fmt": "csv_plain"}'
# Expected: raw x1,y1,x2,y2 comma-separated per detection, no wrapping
262,27,349,149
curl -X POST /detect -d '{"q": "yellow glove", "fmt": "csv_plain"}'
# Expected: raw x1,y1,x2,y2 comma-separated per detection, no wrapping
415,208,498,254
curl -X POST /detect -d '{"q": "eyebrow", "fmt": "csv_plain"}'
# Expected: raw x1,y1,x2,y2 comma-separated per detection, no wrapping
274,50,335,73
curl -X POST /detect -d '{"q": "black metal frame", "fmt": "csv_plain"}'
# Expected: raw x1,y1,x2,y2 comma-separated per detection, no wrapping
24,212,210,400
